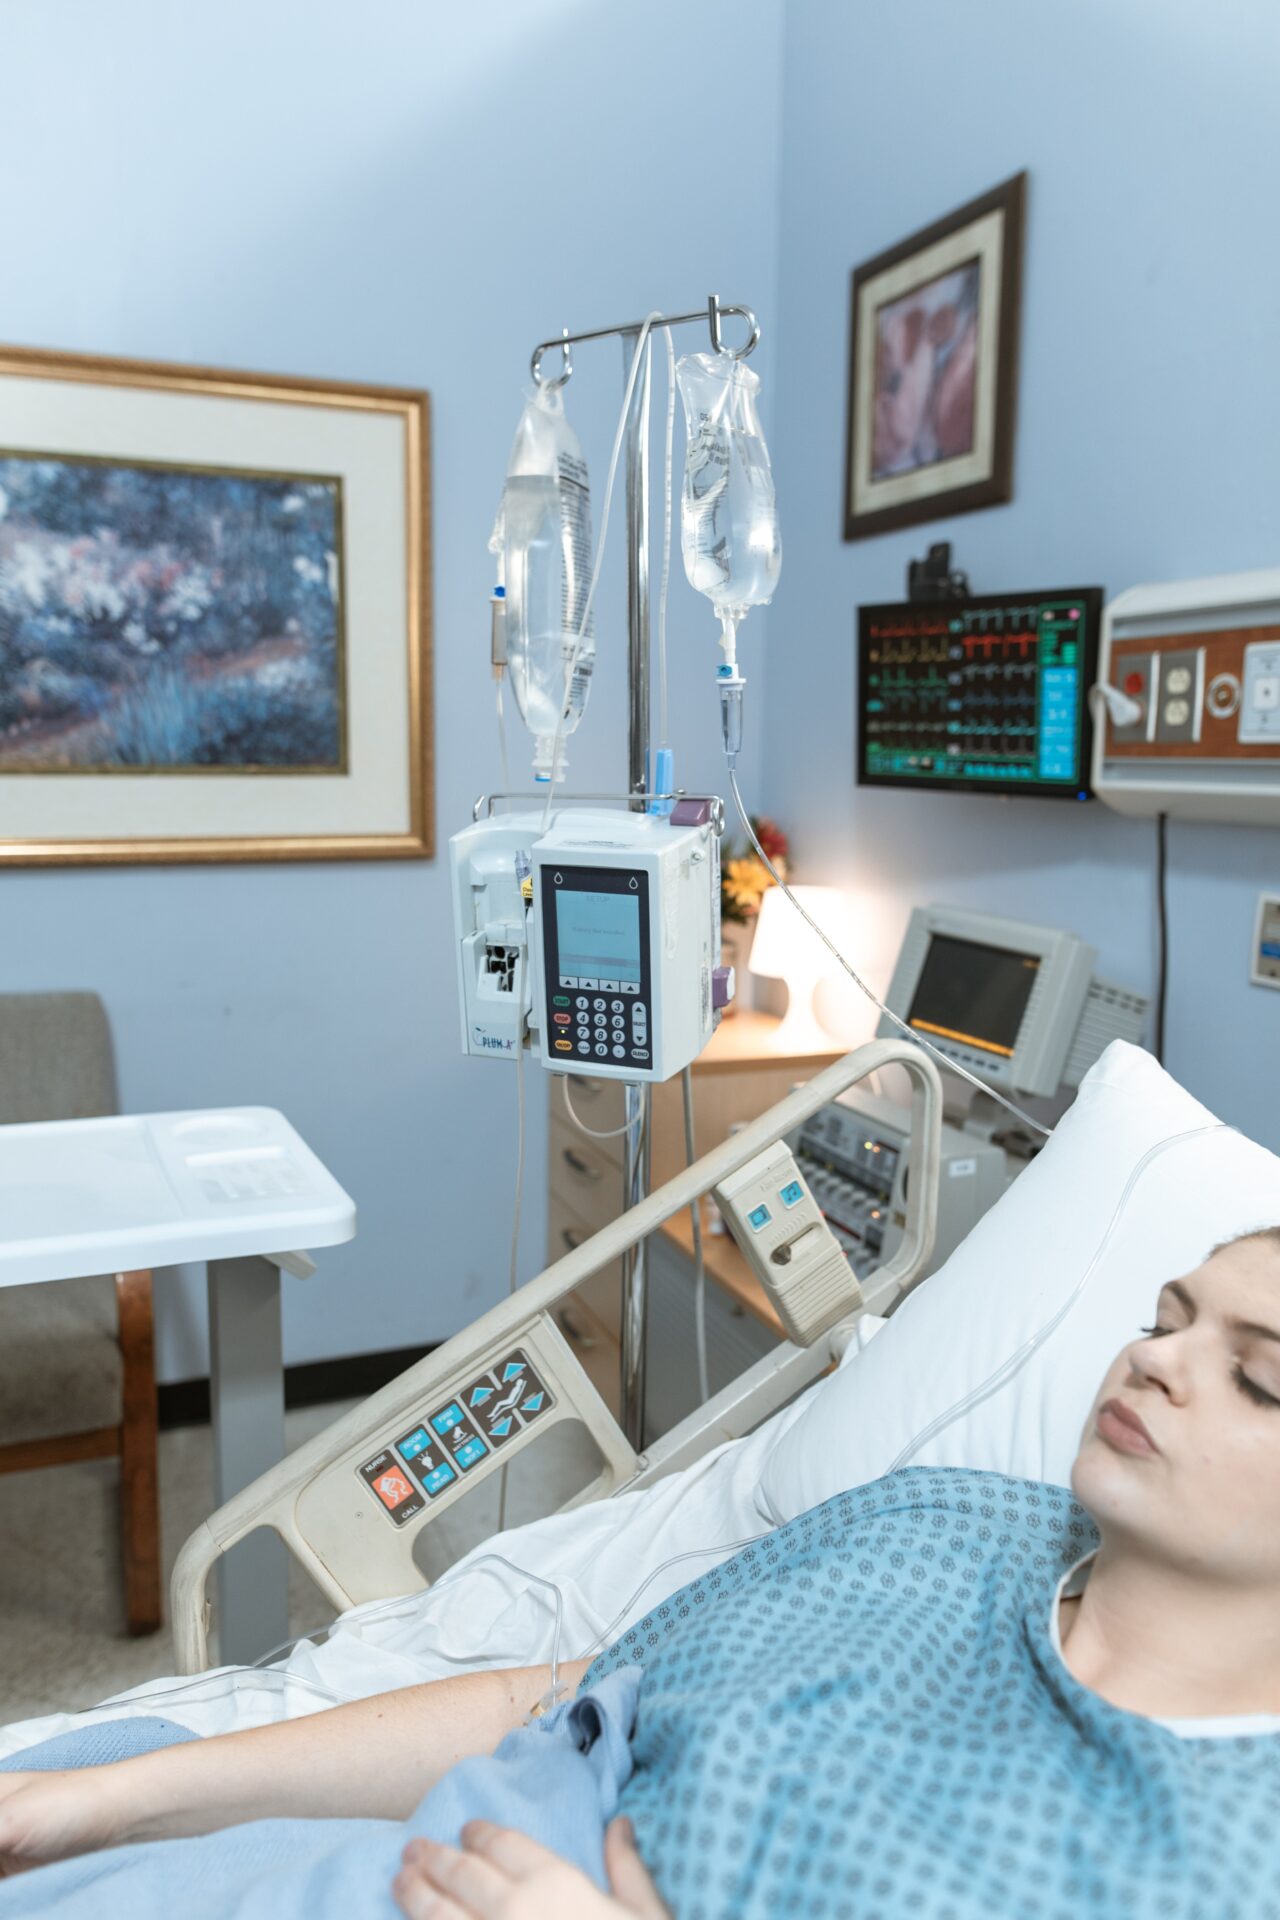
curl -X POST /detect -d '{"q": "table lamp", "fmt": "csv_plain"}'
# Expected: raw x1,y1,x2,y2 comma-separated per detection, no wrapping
747,884,855,1053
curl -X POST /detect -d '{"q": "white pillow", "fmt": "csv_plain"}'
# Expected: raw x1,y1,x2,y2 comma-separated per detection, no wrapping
760,1041,1280,1520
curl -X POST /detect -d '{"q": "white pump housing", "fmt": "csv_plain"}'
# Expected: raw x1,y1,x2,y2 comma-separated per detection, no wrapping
450,805,728,1084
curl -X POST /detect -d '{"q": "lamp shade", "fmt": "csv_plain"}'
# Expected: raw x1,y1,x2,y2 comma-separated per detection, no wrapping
748,886,857,1051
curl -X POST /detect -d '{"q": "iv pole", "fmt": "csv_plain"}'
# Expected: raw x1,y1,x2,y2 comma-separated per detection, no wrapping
529,295,760,1449
620,322,653,1451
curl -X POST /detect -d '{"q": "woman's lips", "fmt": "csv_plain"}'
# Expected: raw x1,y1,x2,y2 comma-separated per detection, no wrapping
1097,1398,1159,1457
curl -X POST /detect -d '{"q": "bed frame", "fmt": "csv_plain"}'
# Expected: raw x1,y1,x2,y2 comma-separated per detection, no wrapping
171,1040,942,1673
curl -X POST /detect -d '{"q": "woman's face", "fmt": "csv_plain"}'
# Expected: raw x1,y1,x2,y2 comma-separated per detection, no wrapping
1072,1236,1280,1584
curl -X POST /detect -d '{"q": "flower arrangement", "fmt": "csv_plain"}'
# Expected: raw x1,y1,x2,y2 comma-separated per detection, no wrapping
721,816,789,926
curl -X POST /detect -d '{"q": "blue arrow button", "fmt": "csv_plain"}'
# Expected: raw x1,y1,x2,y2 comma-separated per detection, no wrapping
523,1393,545,1414
502,1361,526,1382
469,1385,494,1407
491,1416,514,1438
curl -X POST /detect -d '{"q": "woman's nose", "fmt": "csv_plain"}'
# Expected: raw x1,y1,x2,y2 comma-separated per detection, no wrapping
1129,1337,1188,1403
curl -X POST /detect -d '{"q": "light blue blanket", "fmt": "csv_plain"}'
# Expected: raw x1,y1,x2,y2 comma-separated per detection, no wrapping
0,1666,640,1917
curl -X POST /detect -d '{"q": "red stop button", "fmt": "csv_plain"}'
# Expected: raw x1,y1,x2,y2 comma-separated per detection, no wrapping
1123,670,1144,696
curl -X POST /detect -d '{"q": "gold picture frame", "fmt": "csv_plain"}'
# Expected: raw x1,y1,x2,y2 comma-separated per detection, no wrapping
0,345,432,865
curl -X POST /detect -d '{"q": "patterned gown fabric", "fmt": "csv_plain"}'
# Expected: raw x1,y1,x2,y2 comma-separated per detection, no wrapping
589,1468,1280,1920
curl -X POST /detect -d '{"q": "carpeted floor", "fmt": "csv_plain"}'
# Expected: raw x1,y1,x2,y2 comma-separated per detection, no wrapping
0,1402,356,1727
0,1400,603,1729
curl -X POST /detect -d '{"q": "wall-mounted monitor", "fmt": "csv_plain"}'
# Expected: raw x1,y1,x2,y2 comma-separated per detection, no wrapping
857,589,1102,799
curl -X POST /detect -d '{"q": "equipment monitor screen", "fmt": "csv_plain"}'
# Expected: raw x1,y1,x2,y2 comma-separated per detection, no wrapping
553,887,642,987
906,933,1041,1059
857,589,1101,798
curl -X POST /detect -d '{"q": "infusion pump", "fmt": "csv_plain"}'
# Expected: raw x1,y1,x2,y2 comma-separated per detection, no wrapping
450,803,730,1083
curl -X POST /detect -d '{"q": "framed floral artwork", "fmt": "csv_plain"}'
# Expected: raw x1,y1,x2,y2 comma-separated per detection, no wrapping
844,173,1025,542
0,345,432,864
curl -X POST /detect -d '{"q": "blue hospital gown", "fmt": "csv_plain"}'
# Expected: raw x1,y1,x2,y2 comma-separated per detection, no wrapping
589,1468,1280,1920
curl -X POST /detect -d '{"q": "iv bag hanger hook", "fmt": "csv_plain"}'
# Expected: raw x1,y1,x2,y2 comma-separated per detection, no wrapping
530,295,759,390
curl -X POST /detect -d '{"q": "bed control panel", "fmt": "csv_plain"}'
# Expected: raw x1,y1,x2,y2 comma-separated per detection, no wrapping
358,1348,556,1527
714,1144,863,1347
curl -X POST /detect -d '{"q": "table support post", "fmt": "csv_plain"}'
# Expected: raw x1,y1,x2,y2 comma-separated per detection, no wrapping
206,1254,289,1664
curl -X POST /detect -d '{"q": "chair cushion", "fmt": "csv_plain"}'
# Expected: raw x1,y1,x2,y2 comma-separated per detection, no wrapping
0,1276,123,1445
0,993,116,1125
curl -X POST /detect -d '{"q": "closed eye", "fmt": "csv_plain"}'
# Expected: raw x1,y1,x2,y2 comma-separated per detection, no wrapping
1234,1366,1280,1410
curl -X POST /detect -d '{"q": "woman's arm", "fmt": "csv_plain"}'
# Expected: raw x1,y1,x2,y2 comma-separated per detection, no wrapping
0,1656,592,1873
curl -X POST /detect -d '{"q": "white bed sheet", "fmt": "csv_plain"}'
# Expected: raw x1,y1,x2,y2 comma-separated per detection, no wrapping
0,1322,885,1760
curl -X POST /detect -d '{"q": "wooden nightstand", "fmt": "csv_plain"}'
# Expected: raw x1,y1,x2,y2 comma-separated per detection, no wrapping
547,1015,843,1424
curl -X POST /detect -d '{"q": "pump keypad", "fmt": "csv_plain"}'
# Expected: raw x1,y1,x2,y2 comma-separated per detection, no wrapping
359,1350,556,1525
571,996,650,1065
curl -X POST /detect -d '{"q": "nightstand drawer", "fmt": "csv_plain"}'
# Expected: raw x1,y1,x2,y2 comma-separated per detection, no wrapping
549,1116,623,1233
547,1190,622,1338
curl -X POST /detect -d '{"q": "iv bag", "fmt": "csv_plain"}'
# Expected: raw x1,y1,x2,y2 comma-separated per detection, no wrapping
490,386,595,781
676,351,781,659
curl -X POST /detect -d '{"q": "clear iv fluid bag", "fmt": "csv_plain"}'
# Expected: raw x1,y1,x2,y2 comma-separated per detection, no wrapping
492,388,595,780
676,352,781,650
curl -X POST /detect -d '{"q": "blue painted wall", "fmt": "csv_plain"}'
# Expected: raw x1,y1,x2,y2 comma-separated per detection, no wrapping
4,0,1276,1381
763,0,1280,1147
0,0,784,1379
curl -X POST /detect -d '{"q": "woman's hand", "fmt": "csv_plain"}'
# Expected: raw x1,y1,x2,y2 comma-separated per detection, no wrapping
392,1816,670,1918
0,1769,127,1876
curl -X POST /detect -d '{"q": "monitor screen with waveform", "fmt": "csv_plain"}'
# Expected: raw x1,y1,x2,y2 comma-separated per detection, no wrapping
856,589,1102,799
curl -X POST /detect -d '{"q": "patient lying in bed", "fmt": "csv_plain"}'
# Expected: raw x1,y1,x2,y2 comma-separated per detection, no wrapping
2,1227,1279,1920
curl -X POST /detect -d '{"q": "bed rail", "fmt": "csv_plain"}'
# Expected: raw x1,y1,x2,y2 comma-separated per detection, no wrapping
171,1039,941,1672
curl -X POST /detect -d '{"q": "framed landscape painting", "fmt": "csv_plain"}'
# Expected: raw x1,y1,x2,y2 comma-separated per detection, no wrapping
844,173,1025,542
0,346,432,864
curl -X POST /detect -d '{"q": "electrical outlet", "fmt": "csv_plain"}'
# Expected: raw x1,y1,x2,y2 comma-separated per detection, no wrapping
1251,893,1280,990
1153,646,1205,745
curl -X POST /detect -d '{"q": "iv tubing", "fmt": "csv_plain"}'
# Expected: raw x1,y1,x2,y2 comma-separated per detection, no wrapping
498,1032,527,1532
725,765,1054,1143
682,1064,710,1404
563,1074,643,1140
495,678,511,793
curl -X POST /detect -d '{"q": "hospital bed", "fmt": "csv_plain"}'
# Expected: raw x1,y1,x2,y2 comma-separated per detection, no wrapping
3,1037,1277,1761
170,1037,943,1673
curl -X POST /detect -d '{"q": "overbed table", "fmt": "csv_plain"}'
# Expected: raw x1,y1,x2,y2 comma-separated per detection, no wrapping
0,1107,356,1665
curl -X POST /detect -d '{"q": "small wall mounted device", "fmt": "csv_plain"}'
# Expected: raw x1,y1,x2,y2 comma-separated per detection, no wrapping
1092,567,1280,825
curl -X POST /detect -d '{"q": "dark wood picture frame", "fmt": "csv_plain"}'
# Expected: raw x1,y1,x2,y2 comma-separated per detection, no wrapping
843,172,1026,542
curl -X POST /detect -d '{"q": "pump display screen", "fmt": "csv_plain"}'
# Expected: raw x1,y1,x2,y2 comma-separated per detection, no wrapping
906,934,1040,1059
857,589,1101,798
554,889,642,987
